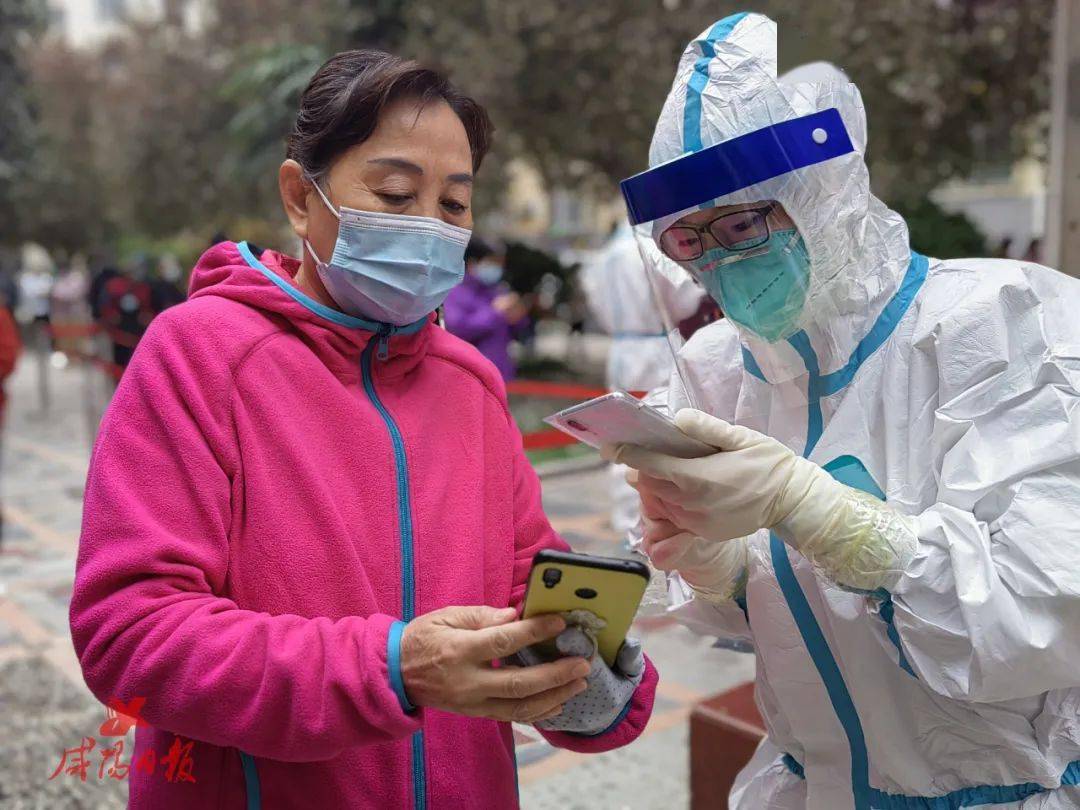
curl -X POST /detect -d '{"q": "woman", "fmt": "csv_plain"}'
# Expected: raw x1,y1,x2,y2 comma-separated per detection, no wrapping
70,51,656,809
443,237,530,381
614,13,1080,809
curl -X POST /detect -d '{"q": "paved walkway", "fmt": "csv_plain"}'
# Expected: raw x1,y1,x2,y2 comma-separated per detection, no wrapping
0,353,754,809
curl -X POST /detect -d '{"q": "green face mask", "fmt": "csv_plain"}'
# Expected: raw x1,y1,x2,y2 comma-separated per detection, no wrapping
691,229,811,342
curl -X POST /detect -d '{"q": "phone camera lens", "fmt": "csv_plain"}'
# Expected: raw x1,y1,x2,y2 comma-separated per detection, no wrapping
542,568,562,589
566,419,590,433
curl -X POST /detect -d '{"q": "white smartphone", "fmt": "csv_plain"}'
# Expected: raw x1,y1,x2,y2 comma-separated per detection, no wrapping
544,391,716,458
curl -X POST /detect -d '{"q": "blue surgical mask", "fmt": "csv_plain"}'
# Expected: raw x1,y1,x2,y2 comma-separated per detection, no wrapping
691,229,811,342
474,260,504,286
305,180,470,326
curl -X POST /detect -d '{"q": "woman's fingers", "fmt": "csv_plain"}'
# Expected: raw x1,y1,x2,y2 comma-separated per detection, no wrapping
438,605,518,631
483,678,589,723
478,657,590,700
467,614,567,661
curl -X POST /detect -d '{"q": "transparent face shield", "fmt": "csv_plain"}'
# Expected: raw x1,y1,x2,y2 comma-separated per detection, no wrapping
621,77,861,397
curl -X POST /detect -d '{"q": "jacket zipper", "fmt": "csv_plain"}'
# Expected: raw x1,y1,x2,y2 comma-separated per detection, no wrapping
361,331,426,810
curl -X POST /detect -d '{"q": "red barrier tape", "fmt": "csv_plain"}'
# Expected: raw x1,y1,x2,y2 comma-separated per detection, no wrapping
522,430,580,451
101,325,141,349
507,380,609,399
63,349,124,381
48,323,101,339
507,380,647,401
48,322,141,349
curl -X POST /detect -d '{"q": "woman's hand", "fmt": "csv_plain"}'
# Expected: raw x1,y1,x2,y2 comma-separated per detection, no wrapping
400,606,591,723
493,292,528,323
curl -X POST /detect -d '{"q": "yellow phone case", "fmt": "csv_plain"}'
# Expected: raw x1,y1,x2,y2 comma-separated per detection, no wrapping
522,551,650,667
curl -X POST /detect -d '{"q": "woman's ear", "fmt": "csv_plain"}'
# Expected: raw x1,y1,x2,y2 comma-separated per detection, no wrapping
279,159,312,240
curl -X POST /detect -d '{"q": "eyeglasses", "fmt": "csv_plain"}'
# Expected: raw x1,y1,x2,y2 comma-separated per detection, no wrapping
659,204,777,262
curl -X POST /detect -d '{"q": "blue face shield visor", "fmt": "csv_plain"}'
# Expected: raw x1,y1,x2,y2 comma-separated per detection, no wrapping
619,108,855,228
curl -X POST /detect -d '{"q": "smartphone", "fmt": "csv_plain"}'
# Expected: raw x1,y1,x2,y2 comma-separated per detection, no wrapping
521,550,651,666
544,391,715,459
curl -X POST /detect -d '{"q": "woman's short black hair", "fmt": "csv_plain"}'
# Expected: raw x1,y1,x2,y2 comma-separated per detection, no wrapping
287,50,494,179
464,237,495,264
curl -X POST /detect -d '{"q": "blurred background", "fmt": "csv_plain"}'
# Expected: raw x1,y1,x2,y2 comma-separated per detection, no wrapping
0,0,1060,453
0,0,1069,807
0,0,1056,334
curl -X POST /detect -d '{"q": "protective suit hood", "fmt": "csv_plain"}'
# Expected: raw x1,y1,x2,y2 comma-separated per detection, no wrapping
628,13,912,384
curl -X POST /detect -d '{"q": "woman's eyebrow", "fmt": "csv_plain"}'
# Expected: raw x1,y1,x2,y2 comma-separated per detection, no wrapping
367,158,472,186
367,157,423,174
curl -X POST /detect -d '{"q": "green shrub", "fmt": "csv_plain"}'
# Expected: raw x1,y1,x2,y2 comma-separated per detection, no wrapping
891,198,988,259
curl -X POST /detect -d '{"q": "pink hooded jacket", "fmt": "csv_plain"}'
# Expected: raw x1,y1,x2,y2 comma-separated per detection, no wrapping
70,241,657,809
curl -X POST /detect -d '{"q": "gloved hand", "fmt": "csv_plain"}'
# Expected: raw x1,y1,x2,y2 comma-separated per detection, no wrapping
645,531,749,604
613,409,918,591
512,623,643,735
634,479,748,603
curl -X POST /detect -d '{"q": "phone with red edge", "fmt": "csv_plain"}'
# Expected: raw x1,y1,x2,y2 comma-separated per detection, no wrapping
544,391,714,458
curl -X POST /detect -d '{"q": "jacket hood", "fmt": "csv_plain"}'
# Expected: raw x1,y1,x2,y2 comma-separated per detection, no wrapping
638,12,915,383
188,241,432,379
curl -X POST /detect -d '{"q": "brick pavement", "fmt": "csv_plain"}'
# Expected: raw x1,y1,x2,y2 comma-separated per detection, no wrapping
0,356,755,810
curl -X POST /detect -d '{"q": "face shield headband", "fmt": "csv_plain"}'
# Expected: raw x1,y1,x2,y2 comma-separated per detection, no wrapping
619,108,855,227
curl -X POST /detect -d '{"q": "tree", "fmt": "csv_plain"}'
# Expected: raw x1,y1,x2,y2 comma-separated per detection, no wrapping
93,21,246,240
774,0,1054,204
220,41,330,215
401,0,716,190
0,0,47,247
346,0,410,51
892,197,987,258
15,0,1056,257
401,0,1054,204
23,42,114,253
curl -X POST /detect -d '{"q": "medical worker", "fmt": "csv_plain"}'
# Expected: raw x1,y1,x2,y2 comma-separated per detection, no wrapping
580,221,702,535
614,12,1080,809
70,50,656,810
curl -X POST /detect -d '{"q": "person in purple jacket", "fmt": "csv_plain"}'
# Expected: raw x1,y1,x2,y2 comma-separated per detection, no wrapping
443,237,530,380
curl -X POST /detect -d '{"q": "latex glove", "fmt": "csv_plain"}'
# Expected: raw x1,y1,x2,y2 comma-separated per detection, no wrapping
632,477,747,603
513,627,644,735
614,409,918,591
644,530,749,604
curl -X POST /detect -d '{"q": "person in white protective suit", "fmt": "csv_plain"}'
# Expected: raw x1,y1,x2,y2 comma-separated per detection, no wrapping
579,221,703,536
611,12,1080,810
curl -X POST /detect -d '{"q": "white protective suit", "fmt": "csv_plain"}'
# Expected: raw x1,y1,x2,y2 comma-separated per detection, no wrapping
624,12,1080,809
579,221,702,535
